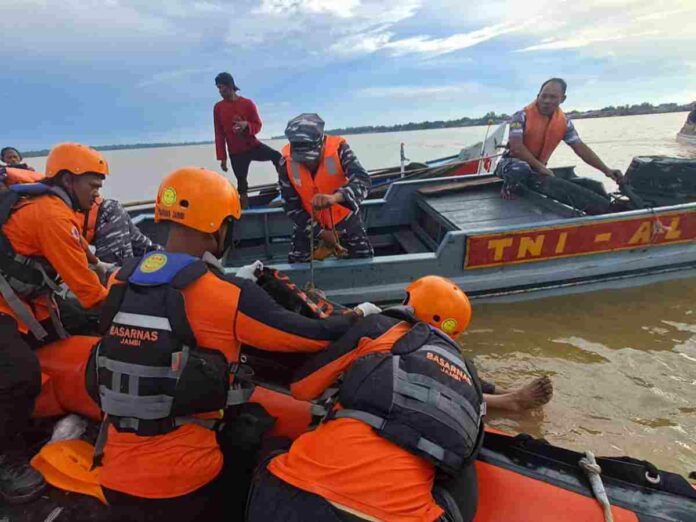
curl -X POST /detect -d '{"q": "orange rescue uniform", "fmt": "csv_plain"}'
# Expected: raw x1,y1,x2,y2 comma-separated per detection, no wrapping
522,101,568,164
0,194,107,333
100,264,355,499
269,320,445,522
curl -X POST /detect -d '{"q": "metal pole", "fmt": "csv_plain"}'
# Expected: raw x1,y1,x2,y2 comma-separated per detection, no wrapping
308,212,315,290
477,119,494,174
400,143,406,178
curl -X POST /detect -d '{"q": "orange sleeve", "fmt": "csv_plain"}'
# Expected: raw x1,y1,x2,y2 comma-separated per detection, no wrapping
289,317,409,401
233,277,355,353
38,210,107,309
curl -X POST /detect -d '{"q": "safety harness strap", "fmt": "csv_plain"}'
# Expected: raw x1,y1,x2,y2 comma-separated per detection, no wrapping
334,409,463,469
0,271,49,339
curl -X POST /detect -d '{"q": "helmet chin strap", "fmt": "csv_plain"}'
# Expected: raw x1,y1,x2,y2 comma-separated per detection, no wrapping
55,173,81,211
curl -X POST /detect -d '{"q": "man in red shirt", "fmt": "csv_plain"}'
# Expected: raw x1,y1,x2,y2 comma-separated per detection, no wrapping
213,72,281,208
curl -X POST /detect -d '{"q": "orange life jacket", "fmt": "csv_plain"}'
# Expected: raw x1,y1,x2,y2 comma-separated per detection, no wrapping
523,102,567,164
282,135,351,229
81,197,103,244
1,167,45,185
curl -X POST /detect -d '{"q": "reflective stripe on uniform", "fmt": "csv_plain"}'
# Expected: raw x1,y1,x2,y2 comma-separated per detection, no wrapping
113,312,171,331
290,161,302,187
325,156,338,175
99,385,173,420
416,437,448,463
97,356,180,379
333,409,387,429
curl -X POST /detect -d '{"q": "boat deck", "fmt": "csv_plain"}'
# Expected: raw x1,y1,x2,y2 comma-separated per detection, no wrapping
409,179,576,249
422,189,564,232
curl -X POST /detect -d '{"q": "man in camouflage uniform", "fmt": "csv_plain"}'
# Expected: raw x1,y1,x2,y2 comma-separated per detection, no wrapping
278,113,373,263
91,199,160,264
497,78,623,214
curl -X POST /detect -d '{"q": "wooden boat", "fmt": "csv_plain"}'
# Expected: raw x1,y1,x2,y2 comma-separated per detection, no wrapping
122,124,507,210
130,159,696,304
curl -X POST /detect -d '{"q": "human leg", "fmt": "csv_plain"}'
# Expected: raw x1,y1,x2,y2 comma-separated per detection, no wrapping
433,463,478,522
229,152,253,198
288,225,312,263
0,314,45,504
496,158,533,199
484,376,553,412
246,465,349,522
336,214,373,259
103,478,220,522
247,142,282,169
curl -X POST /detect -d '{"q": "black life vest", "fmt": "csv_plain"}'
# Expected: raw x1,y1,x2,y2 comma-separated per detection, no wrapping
330,307,485,475
0,183,72,339
85,251,232,437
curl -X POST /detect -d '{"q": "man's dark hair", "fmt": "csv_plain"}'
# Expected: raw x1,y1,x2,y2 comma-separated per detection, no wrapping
539,78,567,95
215,72,239,91
1,147,21,161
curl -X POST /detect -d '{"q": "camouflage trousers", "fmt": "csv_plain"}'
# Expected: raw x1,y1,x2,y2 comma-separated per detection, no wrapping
288,213,374,263
496,157,611,215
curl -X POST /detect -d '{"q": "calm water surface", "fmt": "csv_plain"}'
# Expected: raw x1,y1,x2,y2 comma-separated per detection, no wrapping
28,111,696,476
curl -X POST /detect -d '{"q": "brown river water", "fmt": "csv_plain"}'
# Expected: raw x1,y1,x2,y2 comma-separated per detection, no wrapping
27,111,696,477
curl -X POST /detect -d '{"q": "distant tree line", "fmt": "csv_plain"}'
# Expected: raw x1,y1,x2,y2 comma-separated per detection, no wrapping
320,102,692,137
23,140,213,158
22,102,692,155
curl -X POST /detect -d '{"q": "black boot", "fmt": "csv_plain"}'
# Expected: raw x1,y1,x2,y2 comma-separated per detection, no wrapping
240,193,249,210
0,453,46,504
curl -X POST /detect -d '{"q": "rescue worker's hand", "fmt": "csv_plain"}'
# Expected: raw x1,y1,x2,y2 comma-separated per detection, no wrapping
605,169,624,185
536,166,555,177
220,160,228,172
236,260,264,282
318,229,338,247
233,121,249,134
354,302,382,317
92,261,117,285
312,193,341,210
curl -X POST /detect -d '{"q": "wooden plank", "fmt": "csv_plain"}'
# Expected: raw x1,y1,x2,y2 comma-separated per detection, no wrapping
417,176,501,196
394,229,430,253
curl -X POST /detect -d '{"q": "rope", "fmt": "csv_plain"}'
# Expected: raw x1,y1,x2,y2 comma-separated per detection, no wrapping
308,211,316,291
579,451,614,522
328,209,345,256
43,507,63,522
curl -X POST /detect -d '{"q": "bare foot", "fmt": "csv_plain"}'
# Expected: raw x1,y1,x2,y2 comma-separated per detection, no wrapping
485,376,553,413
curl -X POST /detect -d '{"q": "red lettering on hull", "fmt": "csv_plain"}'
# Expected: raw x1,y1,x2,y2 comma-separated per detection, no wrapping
464,211,695,269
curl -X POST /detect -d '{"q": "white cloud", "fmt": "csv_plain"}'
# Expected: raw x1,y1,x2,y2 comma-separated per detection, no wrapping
506,0,695,56
383,22,523,56
357,85,465,98
137,67,219,88
255,0,361,18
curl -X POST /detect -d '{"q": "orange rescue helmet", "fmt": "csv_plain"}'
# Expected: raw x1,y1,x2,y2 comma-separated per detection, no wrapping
405,276,472,339
155,167,241,233
45,143,109,179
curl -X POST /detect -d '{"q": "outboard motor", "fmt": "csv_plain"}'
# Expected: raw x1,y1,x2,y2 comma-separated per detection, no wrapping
624,156,696,207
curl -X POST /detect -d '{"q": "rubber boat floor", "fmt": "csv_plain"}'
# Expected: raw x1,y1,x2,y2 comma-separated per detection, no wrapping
4,428,696,522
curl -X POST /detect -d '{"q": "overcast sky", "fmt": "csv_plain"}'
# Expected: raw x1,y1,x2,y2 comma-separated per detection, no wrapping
2,0,694,149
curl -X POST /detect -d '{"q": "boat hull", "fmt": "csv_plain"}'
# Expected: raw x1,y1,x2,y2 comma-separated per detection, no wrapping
129,173,696,304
